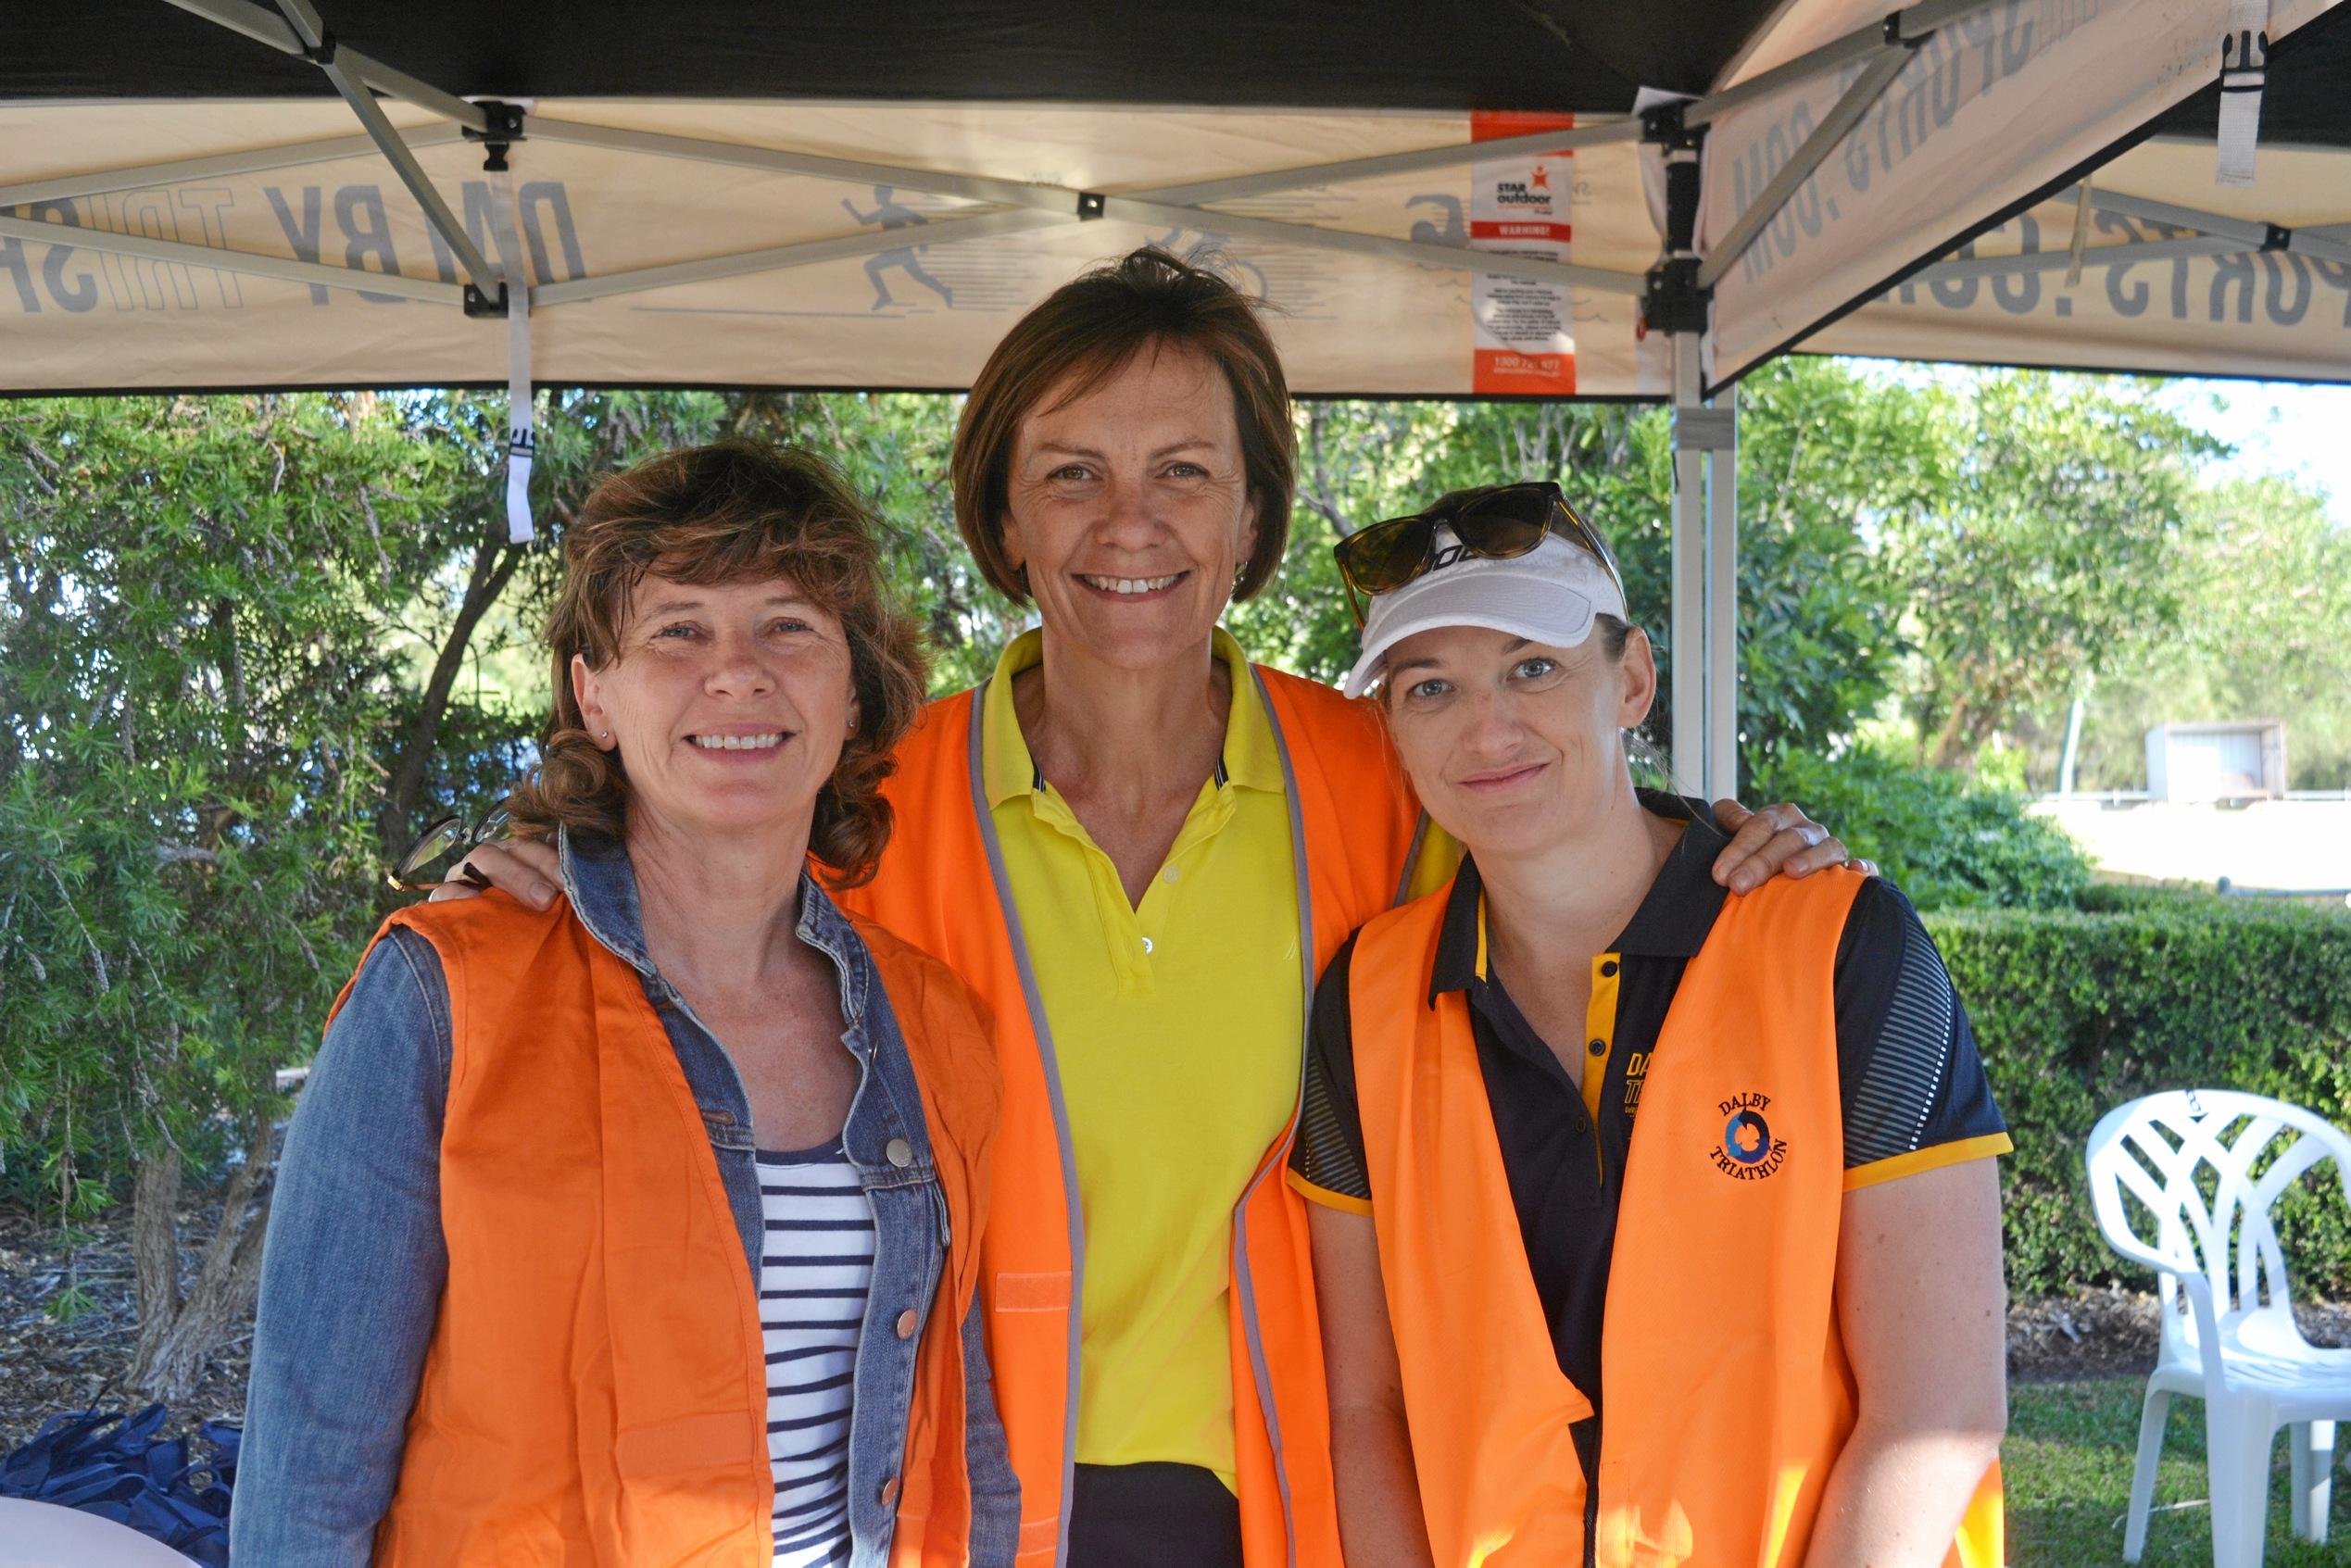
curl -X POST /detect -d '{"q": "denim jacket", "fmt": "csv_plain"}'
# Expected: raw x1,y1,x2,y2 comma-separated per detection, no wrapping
235,831,1020,1565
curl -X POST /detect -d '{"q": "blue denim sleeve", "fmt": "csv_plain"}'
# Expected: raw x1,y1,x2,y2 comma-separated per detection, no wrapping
959,1293,1023,1565
232,927,451,1567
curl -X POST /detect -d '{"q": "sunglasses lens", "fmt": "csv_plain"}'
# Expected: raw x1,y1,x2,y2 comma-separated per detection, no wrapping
393,817,468,884
1449,486,1556,560
1338,517,1433,595
1553,506,1627,596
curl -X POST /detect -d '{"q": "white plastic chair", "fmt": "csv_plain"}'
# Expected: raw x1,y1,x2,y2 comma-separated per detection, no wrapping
2085,1089,2351,1567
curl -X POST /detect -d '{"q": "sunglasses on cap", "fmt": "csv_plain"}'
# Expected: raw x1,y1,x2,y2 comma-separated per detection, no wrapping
1332,481,1627,626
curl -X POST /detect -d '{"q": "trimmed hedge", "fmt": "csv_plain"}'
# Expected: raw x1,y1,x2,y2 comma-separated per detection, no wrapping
1927,899,2351,1301
1756,746,2093,912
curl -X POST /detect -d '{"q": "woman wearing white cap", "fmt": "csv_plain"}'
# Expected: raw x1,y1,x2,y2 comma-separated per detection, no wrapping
1288,483,2012,1568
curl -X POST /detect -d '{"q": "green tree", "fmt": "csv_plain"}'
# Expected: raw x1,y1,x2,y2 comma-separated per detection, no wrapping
2050,474,2351,791
0,387,730,1398
1882,372,2222,770
1,393,463,1398
1248,361,1922,789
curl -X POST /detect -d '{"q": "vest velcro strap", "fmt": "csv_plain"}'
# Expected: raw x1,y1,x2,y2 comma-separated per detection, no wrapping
991,1270,1073,1312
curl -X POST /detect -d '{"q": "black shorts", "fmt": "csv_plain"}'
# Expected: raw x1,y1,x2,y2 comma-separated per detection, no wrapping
1066,1461,1243,1568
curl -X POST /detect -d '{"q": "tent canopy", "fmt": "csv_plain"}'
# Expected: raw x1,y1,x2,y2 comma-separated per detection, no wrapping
4,0,2345,797
0,0,2343,400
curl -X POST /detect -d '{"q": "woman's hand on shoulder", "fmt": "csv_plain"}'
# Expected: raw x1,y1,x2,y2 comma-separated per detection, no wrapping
427,839,563,910
1709,799,1875,894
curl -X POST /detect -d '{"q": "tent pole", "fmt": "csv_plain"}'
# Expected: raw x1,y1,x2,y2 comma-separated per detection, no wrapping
525,119,1649,295
1671,334,1707,799
259,0,501,296
1690,0,2007,128
1097,196,1646,294
1698,44,1915,291
533,208,1073,307
0,124,471,211
160,0,490,132
1706,385,1741,806
0,211,464,305
526,119,1076,215
313,55,499,293
1134,119,1643,207
2059,186,2351,266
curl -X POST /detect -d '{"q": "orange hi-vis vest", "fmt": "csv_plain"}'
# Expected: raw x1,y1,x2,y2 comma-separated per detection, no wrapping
1349,867,2005,1568
336,888,999,1567
839,666,1424,1568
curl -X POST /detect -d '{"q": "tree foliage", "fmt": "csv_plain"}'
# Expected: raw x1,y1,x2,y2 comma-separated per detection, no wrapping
2042,474,2351,790
0,388,725,1395
1245,359,1922,787
1880,373,2223,769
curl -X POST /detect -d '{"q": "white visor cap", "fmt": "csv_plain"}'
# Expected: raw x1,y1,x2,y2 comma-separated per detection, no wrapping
1341,527,1628,699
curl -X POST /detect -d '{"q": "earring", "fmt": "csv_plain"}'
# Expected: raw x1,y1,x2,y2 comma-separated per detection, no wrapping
599,730,610,742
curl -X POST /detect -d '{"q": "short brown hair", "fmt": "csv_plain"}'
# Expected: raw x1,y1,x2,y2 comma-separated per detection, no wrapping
509,441,929,888
951,247,1295,604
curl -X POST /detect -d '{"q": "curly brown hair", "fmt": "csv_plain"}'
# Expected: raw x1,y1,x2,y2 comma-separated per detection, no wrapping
508,441,930,888
951,246,1295,606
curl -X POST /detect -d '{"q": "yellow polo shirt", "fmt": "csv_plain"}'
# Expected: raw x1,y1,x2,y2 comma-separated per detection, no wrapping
980,627,1301,1493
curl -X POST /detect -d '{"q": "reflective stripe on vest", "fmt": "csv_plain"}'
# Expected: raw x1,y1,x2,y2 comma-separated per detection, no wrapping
1349,867,2004,1568
843,668,1421,1568
340,892,994,1566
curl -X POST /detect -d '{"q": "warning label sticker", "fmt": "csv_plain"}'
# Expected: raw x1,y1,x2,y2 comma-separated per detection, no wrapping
1471,110,1578,395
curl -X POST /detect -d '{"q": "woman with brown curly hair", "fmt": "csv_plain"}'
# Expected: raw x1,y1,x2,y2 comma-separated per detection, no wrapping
236,442,1020,1567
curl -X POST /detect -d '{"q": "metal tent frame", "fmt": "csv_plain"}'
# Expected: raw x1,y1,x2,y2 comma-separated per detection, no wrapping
5,0,2320,799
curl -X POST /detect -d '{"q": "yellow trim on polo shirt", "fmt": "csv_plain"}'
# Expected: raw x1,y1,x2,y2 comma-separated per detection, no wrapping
979,624,1298,1495
1581,953,1621,1131
1286,1168,1375,1217
1843,1132,2015,1192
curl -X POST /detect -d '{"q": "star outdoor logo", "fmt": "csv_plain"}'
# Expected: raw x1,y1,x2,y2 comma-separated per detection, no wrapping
1710,1090,1790,1181
1531,166,1551,190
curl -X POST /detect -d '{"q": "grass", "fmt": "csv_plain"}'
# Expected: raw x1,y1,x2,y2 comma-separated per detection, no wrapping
2009,1378,2349,1564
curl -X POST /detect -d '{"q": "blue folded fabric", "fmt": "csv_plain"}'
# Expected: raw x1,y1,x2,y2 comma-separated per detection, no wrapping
0,1406,239,1566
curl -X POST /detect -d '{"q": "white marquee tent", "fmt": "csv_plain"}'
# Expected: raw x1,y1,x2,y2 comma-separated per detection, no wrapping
5,0,2345,797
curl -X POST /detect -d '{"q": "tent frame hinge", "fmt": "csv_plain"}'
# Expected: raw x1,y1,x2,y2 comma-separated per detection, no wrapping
1882,12,1930,48
464,281,510,318
2263,222,2291,251
1641,102,1711,338
1643,258,1711,337
1075,190,1106,220
463,100,528,171
1639,100,1704,154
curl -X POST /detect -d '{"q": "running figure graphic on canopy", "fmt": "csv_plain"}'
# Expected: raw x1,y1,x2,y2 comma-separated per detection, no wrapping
840,186,954,310
1153,228,1267,301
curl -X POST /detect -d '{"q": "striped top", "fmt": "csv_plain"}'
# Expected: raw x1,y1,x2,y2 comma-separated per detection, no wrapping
756,1143,875,1566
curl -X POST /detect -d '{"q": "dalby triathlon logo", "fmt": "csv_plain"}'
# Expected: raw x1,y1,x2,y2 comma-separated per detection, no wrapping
1711,1091,1789,1181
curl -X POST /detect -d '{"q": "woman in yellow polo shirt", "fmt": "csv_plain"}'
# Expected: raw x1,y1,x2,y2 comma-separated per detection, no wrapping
441,252,1855,1568
1291,483,2009,1567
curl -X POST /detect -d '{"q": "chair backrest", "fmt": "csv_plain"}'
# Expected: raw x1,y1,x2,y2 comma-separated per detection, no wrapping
2084,1089,2351,1364
0,1499,199,1565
